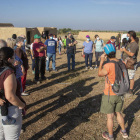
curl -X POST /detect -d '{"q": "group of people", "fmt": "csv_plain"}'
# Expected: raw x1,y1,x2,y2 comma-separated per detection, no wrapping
0,30,139,140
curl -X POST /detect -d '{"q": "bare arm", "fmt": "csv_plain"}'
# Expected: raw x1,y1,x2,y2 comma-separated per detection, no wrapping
4,73,25,109
120,48,134,57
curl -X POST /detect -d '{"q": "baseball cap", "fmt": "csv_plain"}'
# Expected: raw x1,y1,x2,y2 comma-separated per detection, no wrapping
111,36,116,39
49,34,53,36
86,35,90,38
104,44,116,55
34,34,41,39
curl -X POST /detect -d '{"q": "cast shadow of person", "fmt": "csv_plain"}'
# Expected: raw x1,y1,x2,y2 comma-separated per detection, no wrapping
114,78,140,137
28,94,102,140
23,77,98,130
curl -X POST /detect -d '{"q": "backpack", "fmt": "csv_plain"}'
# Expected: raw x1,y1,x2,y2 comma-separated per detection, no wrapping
106,60,130,98
94,39,103,44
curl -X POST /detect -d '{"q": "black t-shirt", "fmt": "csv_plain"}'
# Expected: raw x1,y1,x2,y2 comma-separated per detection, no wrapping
42,34,46,39
66,38,76,54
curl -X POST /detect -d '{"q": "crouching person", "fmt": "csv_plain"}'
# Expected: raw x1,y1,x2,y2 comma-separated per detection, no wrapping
98,44,128,140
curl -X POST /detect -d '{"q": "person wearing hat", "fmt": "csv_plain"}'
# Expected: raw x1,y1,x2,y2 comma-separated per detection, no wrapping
107,36,116,49
33,34,47,84
45,34,57,72
82,35,94,70
98,44,128,140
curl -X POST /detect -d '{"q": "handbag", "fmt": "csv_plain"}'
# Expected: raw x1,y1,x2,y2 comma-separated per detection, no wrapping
124,57,137,70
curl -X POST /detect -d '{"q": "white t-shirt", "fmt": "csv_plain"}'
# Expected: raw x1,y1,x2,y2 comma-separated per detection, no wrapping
53,38,58,42
121,34,127,42
59,40,63,46
30,43,33,50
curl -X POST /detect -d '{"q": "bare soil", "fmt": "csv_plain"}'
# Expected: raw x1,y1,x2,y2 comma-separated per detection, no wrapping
20,40,140,140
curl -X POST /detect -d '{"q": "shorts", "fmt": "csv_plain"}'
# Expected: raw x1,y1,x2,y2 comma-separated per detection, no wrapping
100,94,124,114
128,69,135,80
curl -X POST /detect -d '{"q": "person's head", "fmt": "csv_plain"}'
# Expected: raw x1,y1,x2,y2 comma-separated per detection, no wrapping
104,44,116,59
42,31,45,34
0,47,15,69
58,36,61,41
12,34,17,39
65,35,67,39
68,33,71,39
6,38,16,49
122,38,128,46
16,37,24,48
86,35,90,41
95,35,99,40
127,30,136,42
49,34,53,40
135,37,139,44
31,37,34,43
53,34,56,38
34,34,41,43
0,39,7,48
110,36,116,43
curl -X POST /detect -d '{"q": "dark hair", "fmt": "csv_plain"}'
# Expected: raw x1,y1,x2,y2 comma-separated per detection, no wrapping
122,38,128,46
12,34,17,39
58,36,62,41
0,47,15,70
107,52,116,58
31,37,34,43
135,37,139,44
95,35,98,39
65,36,67,38
128,30,136,40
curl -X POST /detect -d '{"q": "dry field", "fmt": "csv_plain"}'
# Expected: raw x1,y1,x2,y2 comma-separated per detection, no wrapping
20,40,140,140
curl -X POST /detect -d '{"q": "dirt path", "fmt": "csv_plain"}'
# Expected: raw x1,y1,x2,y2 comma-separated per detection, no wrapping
20,40,140,140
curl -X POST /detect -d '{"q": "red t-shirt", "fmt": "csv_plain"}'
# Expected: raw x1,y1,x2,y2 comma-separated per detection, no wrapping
106,40,116,49
33,42,46,57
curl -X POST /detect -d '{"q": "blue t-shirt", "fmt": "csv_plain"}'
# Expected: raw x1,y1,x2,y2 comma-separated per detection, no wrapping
94,40,104,52
83,41,93,54
45,39,57,54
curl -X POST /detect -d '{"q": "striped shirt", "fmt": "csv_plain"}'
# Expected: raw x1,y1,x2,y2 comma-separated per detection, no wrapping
15,54,23,79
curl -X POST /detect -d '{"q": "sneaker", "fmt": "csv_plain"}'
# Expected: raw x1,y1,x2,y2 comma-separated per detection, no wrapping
2,117,16,125
102,132,114,140
94,66,98,69
46,69,50,72
35,80,41,84
120,130,128,138
85,67,88,70
90,67,93,70
21,92,29,96
40,76,47,81
32,71,35,74
53,69,58,72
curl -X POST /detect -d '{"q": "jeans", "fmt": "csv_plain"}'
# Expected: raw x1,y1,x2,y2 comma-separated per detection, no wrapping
31,55,35,71
46,53,56,71
35,57,46,81
84,53,93,67
0,106,22,140
67,53,75,70
58,45,61,54
95,52,103,66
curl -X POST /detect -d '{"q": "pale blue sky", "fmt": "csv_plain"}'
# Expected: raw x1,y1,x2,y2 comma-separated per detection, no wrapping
0,0,140,30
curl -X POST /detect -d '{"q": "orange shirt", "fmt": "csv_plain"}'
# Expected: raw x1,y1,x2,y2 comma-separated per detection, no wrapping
104,63,116,96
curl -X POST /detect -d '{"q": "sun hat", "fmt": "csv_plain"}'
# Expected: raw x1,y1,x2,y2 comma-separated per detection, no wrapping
86,35,90,38
34,34,41,39
104,44,116,55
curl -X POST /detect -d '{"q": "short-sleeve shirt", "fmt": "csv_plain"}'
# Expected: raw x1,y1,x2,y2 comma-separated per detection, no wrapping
122,41,139,62
66,38,76,54
44,39,56,54
33,42,46,57
94,40,104,52
62,39,67,46
107,40,116,50
104,63,116,96
83,41,93,54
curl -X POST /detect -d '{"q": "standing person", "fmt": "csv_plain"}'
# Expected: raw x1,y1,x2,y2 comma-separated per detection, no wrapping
45,34,57,72
66,33,78,71
42,31,47,39
33,34,47,83
98,44,128,140
82,35,94,70
116,33,121,50
20,35,26,53
15,37,29,96
120,31,139,96
94,35,105,69
58,36,63,55
62,36,67,54
107,36,116,49
53,34,58,42
30,37,35,74
0,47,26,140
12,34,17,40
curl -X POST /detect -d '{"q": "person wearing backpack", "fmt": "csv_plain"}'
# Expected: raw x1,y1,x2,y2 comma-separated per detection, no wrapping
94,35,105,69
98,44,129,140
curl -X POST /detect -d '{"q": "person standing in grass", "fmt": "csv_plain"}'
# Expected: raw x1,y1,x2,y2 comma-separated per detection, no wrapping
62,36,67,54
82,35,94,70
58,36,63,55
98,44,128,140
94,35,105,69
